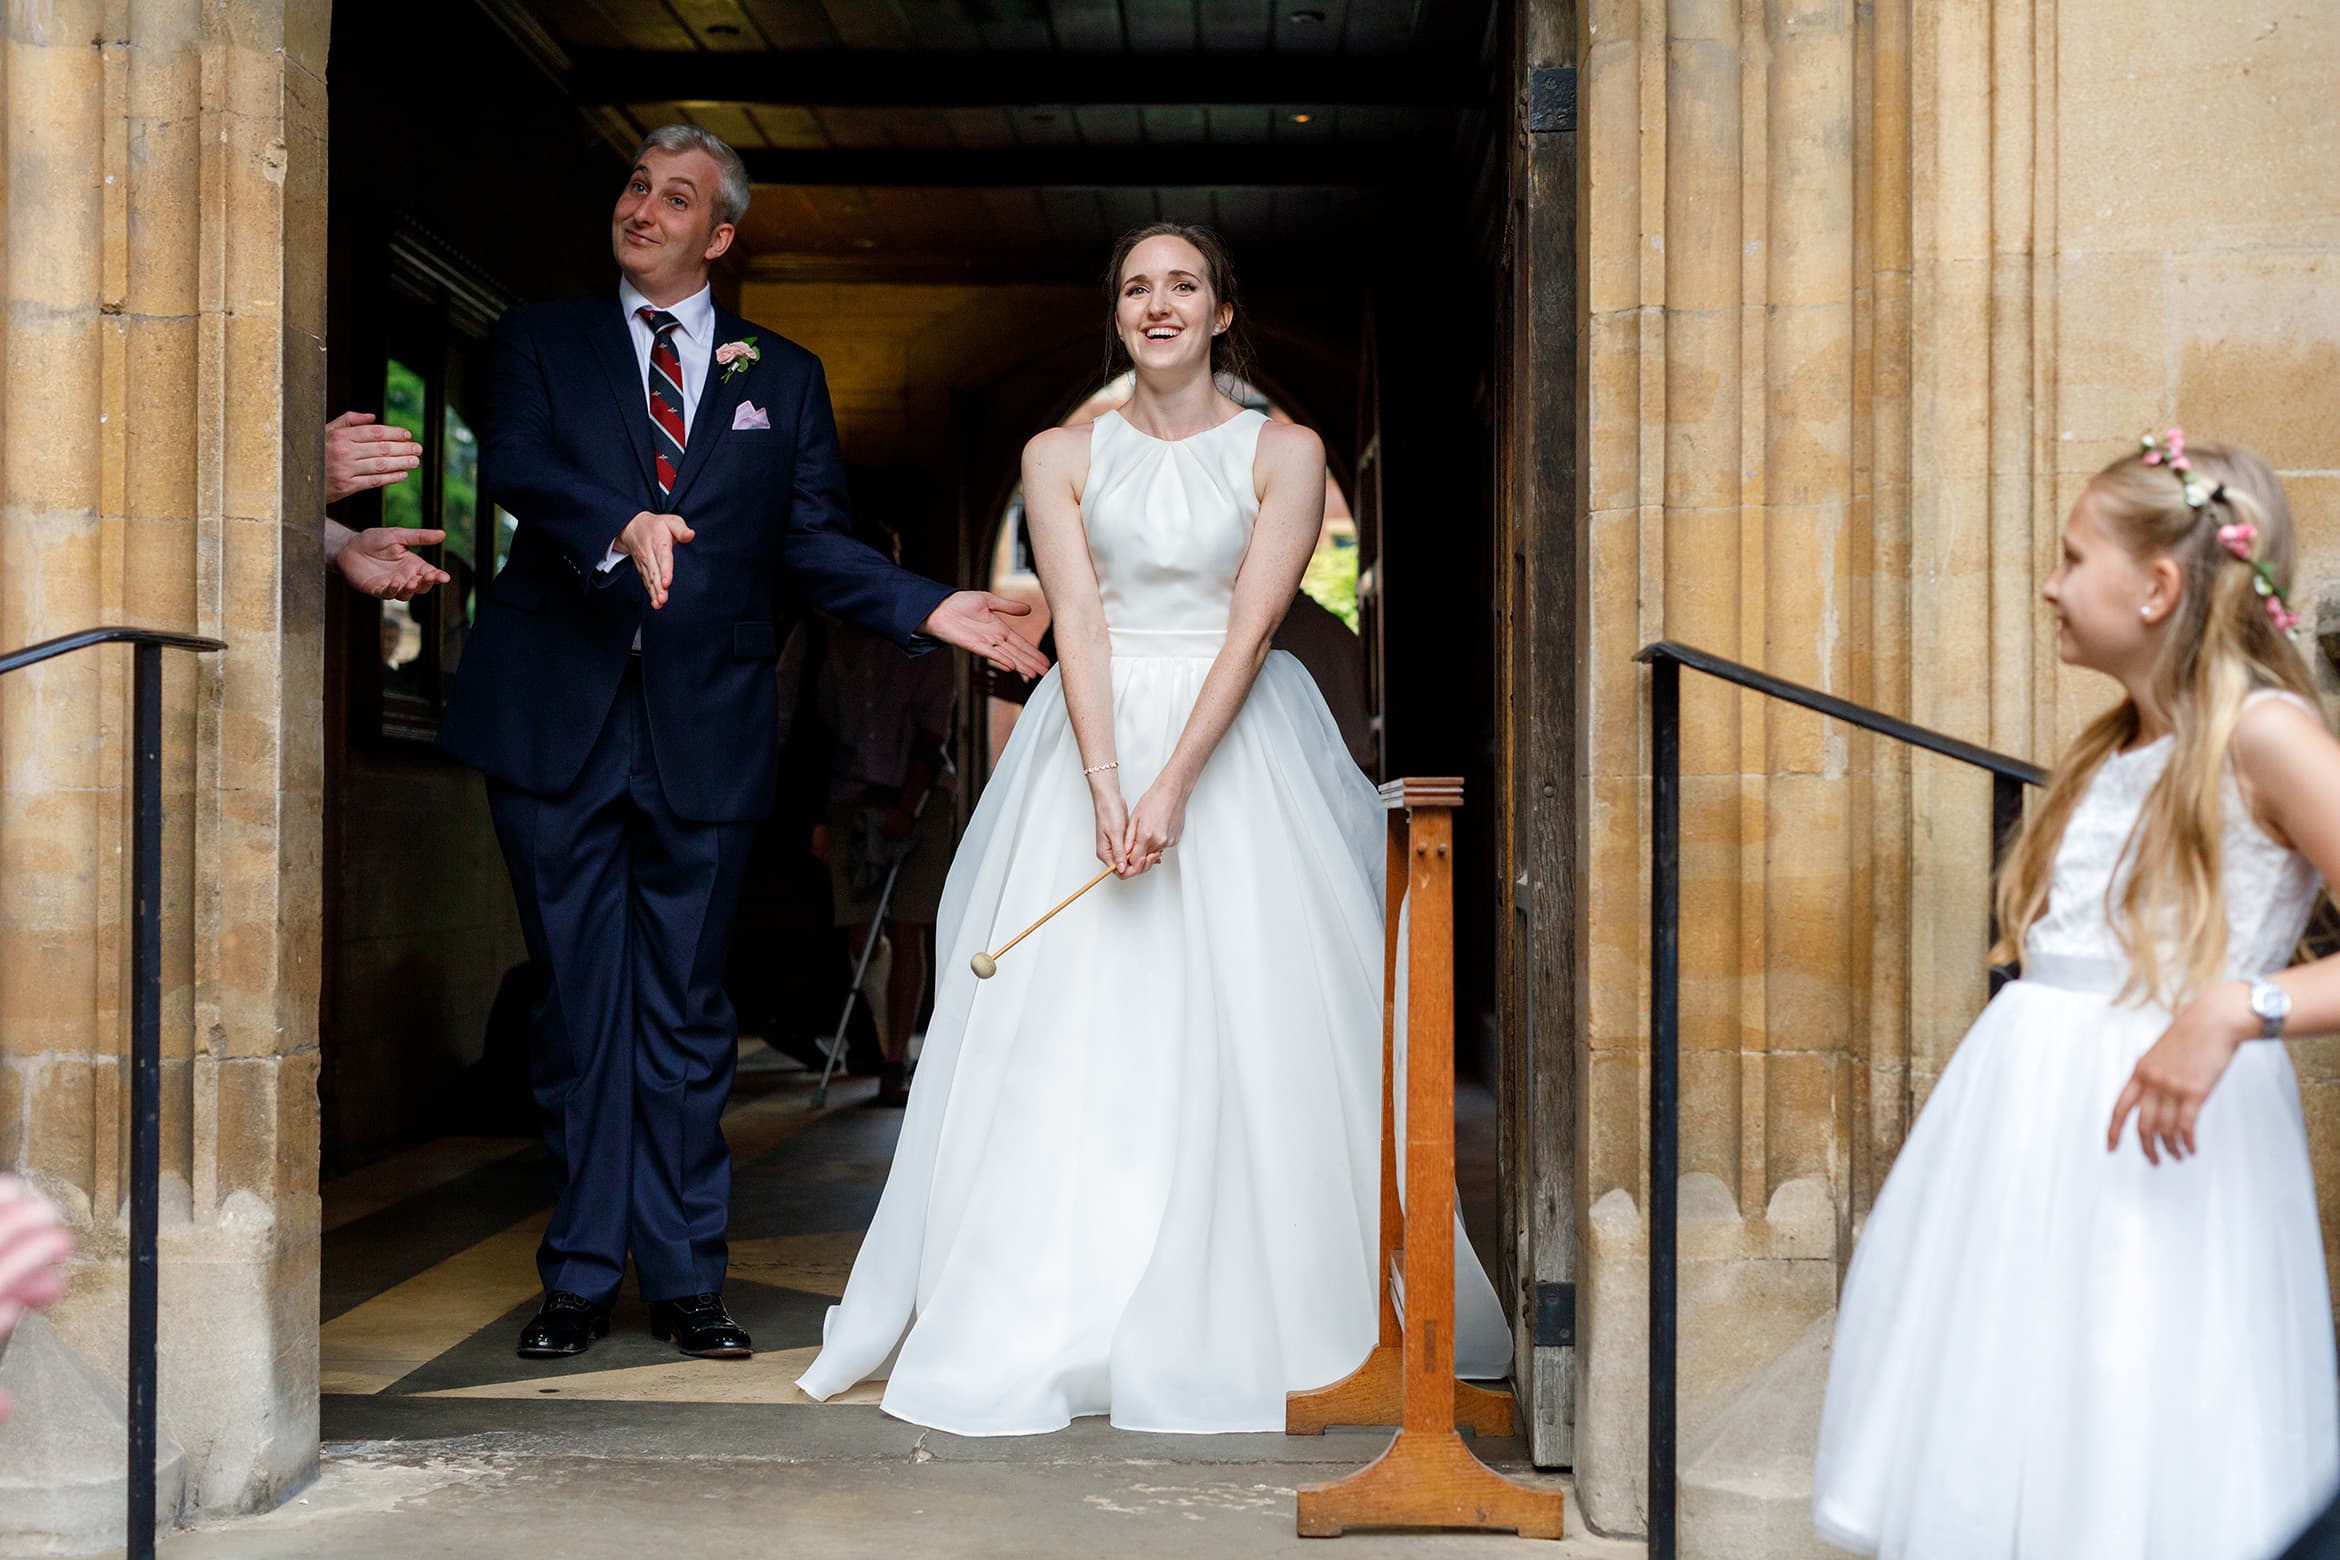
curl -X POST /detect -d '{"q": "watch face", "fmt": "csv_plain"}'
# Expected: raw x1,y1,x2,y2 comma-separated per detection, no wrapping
2254,983,2293,1020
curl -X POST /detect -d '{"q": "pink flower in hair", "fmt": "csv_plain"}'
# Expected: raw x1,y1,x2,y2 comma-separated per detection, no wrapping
2166,427,2186,458
2268,597,2301,634
2218,522,2257,560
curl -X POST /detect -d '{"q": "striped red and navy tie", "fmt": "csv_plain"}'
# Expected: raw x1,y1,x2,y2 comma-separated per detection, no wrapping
638,307,687,494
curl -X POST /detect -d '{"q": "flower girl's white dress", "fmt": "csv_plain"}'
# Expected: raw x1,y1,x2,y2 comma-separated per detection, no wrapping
795,407,1511,1434
1814,692,2340,1558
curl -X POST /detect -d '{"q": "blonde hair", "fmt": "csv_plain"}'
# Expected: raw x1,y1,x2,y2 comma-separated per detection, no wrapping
1991,439,2322,1005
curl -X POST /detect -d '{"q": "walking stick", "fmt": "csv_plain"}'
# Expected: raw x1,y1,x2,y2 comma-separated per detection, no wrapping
811,773,945,1109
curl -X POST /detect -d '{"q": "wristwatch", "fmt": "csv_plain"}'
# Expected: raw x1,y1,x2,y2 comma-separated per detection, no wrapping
2248,978,2293,1040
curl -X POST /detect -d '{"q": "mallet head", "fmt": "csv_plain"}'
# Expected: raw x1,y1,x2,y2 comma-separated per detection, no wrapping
969,951,998,980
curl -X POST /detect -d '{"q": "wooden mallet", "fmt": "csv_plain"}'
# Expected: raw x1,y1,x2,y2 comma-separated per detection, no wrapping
971,864,1118,979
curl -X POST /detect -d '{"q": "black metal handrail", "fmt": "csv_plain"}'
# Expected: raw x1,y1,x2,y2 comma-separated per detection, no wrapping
1633,640,2045,1560
0,627,225,1560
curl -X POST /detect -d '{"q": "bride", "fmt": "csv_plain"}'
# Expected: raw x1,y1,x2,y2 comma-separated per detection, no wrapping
795,223,1510,1434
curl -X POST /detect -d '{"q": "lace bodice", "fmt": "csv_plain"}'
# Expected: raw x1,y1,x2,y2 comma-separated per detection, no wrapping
2025,692,2323,984
1081,407,1268,636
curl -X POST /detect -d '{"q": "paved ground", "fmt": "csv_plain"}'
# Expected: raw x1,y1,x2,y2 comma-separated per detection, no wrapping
154,1415,1631,1558
141,1050,1631,1557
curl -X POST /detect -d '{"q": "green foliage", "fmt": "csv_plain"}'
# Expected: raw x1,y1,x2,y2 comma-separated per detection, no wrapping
1301,536,1360,632
382,358,426,535
442,403,478,571
382,357,484,624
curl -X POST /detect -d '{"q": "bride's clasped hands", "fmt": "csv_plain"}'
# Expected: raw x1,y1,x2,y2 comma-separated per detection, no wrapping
1117,781,1185,876
1088,773,1133,875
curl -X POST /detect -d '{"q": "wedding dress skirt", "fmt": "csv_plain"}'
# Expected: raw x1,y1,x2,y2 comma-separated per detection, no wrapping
795,634,1512,1434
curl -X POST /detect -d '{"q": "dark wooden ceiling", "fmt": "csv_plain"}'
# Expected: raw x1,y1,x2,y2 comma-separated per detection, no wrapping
526,0,1488,59
485,0,1501,271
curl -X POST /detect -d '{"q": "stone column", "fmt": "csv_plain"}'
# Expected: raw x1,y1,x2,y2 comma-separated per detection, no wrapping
0,1,327,1547
1577,0,2340,1548
1575,0,1895,1533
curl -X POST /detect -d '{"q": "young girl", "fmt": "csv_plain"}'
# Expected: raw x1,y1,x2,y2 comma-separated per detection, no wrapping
1814,433,2340,1558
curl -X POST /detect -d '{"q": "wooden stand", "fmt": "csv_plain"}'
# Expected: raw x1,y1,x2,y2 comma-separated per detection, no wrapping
1287,779,1567,1540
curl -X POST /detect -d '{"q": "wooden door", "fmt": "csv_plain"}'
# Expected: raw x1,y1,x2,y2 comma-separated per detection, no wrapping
1496,0,1583,1470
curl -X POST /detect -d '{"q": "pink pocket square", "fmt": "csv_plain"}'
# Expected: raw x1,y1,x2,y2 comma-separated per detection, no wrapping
732,402,771,431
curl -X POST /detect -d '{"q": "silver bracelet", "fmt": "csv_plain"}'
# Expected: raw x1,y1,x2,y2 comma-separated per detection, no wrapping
1082,760,1120,776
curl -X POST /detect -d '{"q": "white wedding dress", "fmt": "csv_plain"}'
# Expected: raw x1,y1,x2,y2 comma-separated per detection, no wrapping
1813,690,2340,1557
795,406,1512,1434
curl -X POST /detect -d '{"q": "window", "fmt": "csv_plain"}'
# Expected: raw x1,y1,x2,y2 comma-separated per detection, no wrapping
356,224,511,743
379,358,429,684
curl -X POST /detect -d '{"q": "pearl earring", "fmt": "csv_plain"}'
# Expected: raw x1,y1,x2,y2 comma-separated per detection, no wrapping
2140,606,2153,620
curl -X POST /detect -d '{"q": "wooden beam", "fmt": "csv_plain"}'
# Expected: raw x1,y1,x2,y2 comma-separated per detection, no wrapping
740,251,1102,286
738,144,1444,188
567,48,1482,110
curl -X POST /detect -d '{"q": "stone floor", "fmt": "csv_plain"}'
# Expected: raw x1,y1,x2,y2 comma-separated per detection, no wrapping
147,1049,1625,1558
160,1440,1628,1560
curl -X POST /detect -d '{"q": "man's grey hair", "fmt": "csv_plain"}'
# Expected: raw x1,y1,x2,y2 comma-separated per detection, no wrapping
632,124,751,229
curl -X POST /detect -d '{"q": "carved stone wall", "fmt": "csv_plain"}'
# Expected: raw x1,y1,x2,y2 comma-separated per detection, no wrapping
1573,0,2340,1531
0,0,328,1541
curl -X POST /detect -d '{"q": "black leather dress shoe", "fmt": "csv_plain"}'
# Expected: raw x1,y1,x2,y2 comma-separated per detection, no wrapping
516,1291,611,1358
649,1292,753,1358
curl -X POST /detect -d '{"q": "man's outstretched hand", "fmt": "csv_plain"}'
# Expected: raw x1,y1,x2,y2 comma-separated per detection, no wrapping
617,511,695,610
919,592,1052,679
331,523,450,601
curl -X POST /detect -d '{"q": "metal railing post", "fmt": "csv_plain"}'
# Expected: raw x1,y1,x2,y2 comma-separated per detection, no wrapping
0,627,221,1560
1647,653,1680,1560
1632,640,2042,1556
127,641,163,1560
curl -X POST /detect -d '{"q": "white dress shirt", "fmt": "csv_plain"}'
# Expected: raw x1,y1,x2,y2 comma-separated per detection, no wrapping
601,279,717,640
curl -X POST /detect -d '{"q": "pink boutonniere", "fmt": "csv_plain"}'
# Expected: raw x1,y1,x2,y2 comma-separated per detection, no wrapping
716,336,760,384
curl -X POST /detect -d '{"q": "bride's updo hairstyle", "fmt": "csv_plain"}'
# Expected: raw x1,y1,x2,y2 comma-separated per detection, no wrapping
1101,222,1257,393
1990,434,2322,1006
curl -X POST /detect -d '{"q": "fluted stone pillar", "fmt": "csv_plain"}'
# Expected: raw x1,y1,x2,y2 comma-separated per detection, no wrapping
1576,0,2340,1547
1576,0,1878,1529
0,0,327,1546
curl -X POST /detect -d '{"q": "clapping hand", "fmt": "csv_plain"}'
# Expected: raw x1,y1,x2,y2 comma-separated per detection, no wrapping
917,593,1053,680
325,411,422,505
334,525,450,601
0,1175,72,1424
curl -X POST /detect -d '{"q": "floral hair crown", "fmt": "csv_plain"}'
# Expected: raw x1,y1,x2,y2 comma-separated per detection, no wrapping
2139,426,2301,638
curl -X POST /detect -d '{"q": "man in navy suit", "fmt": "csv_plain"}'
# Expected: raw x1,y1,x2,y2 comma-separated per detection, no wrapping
440,125,1049,1360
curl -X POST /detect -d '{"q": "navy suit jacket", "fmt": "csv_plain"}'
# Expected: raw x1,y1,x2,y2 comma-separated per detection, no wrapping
439,292,952,822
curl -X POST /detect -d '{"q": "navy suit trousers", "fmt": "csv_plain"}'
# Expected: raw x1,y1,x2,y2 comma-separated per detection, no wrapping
488,661,755,1304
